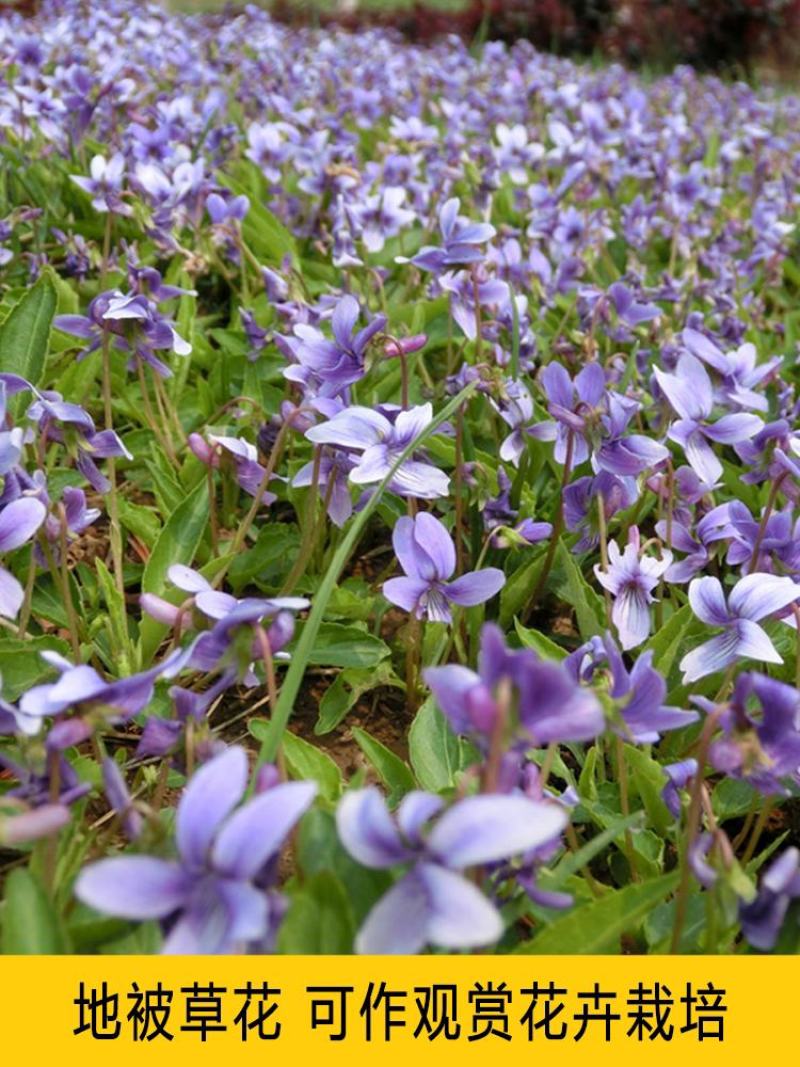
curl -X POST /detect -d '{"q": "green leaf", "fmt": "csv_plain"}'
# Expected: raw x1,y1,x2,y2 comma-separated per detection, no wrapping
513,618,567,660
277,872,355,953
2,867,66,953
712,778,760,823
95,557,129,659
544,812,645,890
499,551,546,627
643,603,696,679
315,662,401,734
0,268,57,389
623,744,674,837
408,696,470,792
249,721,342,802
295,622,390,669
139,481,208,664
254,383,477,766
515,871,679,954
554,541,606,638
118,498,162,549
351,727,414,805
0,636,69,701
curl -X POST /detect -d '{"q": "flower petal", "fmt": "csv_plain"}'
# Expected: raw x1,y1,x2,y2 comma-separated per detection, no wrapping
688,576,730,626
336,787,411,868
355,870,430,954
419,863,504,949
176,746,248,868
427,795,567,868
729,573,800,622
75,857,188,919
212,781,317,879
443,568,506,607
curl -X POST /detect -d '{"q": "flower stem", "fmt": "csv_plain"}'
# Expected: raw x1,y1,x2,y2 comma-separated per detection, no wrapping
670,709,721,953
522,430,574,624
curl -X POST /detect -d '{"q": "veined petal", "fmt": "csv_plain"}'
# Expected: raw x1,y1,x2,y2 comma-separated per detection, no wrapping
688,576,730,627
729,573,800,622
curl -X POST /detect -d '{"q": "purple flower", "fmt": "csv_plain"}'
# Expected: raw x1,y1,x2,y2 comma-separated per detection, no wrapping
661,759,698,819
336,786,567,953
593,529,672,650
18,647,188,729
682,328,781,413
207,435,277,504
654,354,763,485
281,295,386,399
291,450,355,528
383,513,504,623
425,623,605,751
566,633,697,742
697,673,800,795
0,497,47,619
405,197,495,273
306,403,449,499
680,574,800,683
608,281,661,327
75,746,316,954
70,153,131,215
740,848,800,951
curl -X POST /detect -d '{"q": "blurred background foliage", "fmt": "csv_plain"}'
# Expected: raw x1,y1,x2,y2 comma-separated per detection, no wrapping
5,0,799,75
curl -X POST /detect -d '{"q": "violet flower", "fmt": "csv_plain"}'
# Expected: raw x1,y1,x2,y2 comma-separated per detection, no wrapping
405,197,495,273
654,354,763,485
680,574,800,683
383,512,504,623
0,497,47,619
740,848,800,951
695,672,800,795
593,529,672,650
76,746,316,954
336,786,567,953
280,294,386,398
305,402,449,499
425,623,605,752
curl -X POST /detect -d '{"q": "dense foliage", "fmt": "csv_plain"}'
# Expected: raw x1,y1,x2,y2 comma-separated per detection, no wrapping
0,0,799,955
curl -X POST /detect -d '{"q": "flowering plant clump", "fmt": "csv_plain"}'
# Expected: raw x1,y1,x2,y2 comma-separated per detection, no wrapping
1,0,800,958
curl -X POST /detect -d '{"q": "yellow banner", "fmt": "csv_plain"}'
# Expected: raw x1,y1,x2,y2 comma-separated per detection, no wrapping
0,955,791,1062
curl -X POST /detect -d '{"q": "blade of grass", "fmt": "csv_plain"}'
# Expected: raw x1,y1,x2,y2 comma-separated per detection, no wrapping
254,381,477,770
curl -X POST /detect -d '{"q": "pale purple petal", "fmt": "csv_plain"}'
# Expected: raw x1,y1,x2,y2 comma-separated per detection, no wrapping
212,781,316,879
383,576,429,613
703,413,764,444
418,863,504,949
443,568,506,607
688,576,730,626
355,869,430,953
729,573,800,622
413,512,455,580
680,630,741,683
75,857,188,919
176,746,248,868
336,787,411,868
734,618,783,665
428,795,567,868
0,498,47,552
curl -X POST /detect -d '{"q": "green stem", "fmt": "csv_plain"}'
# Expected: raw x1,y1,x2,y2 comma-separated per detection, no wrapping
254,382,477,772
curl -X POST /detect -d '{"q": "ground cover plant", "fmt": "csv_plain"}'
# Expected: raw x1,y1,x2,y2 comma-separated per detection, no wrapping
2,0,800,955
